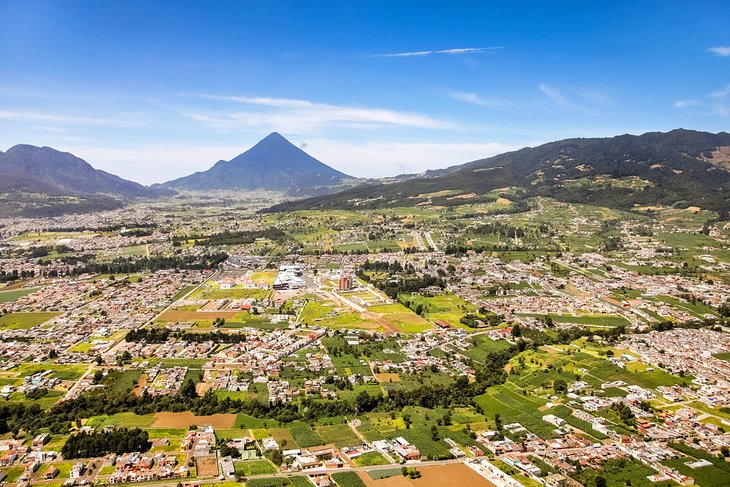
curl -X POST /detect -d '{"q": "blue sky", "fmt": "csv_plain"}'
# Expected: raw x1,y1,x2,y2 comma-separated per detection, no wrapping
0,0,728,184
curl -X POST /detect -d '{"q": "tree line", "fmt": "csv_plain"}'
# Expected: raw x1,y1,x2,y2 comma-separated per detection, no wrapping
125,328,247,344
61,428,151,459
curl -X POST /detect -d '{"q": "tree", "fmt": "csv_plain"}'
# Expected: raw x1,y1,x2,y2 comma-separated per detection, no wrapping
596,476,607,487
270,449,283,466
179,379,198,399
553,378,567,393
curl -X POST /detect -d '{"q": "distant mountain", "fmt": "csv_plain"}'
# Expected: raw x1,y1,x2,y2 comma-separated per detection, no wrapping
159,132,355,195
0,144,164,199
263,129,730,215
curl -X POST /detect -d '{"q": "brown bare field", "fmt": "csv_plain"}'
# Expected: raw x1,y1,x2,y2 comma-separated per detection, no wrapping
132,374,148,397
495,197,511,204
447,192,478,200
1,280,32,291
374,373,401,383
156,310,241,321
152,412,236,429
195,456,219,477
358,463,496,487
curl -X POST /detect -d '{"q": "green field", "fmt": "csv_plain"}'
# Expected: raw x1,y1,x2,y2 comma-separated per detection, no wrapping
290,422,325,448
87,412,156,428
367,468,402,480
234,459,276,477
300,300,366,329
573,458,668,487
353,451,390,467
713,352,730,363
518,312,632,327
367,303,433,333
245,477,312,487
398,293,477,329
312,423,360,447
0,312,61,329
0,287,39,304
331,471,367,487
170,284,199,302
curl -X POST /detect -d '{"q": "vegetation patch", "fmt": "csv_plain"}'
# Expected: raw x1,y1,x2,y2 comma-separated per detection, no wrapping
0,311,61,329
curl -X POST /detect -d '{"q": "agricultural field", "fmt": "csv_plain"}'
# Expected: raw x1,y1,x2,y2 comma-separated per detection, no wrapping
0,287,39,304
398,293,477,328
0,311,61,329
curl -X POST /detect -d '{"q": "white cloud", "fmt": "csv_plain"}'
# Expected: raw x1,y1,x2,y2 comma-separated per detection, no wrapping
185,95,452,132
674,99,701,108
303,139,516,177
368,46,502,58
0,110,145,127
709,47,730,57
710,84,730,98
538,84,578,109
448,91,510,110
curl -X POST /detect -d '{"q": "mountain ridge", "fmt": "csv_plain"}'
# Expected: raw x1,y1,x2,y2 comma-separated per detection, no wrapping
158,132,356,196
0,144,165,199
262,129,730,215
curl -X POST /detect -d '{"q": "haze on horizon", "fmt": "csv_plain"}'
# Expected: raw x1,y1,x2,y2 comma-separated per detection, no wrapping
0,0,729,185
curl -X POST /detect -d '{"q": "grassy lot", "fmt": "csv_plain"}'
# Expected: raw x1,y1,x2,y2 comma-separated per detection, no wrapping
573,458,666,487
662,441,730,487
290,422,325,448
249,271,278,285
0,287,39,304
269,427,298,449
0,312,61,329
170,284,199,302
474,383,556,438
234,459,276,477
315,423,360,447
87,412,156,428
331,471,367,487
235,413,279,429
367,468,402,480
399,293,477,328
366,303,433,333
1,466,26,483
245,477,312,487
585,359,684,389
663,457,730,487
518,312,632,327
713,352,730,363
300,300,367,329
107,370,143,395
353,451,390,467
462,335,511,364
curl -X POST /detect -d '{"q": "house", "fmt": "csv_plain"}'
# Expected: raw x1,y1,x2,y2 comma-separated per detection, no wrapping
220,456,235,478
70,462,85,479
45,465,59,479
33,433,51,447
545,473,568,487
